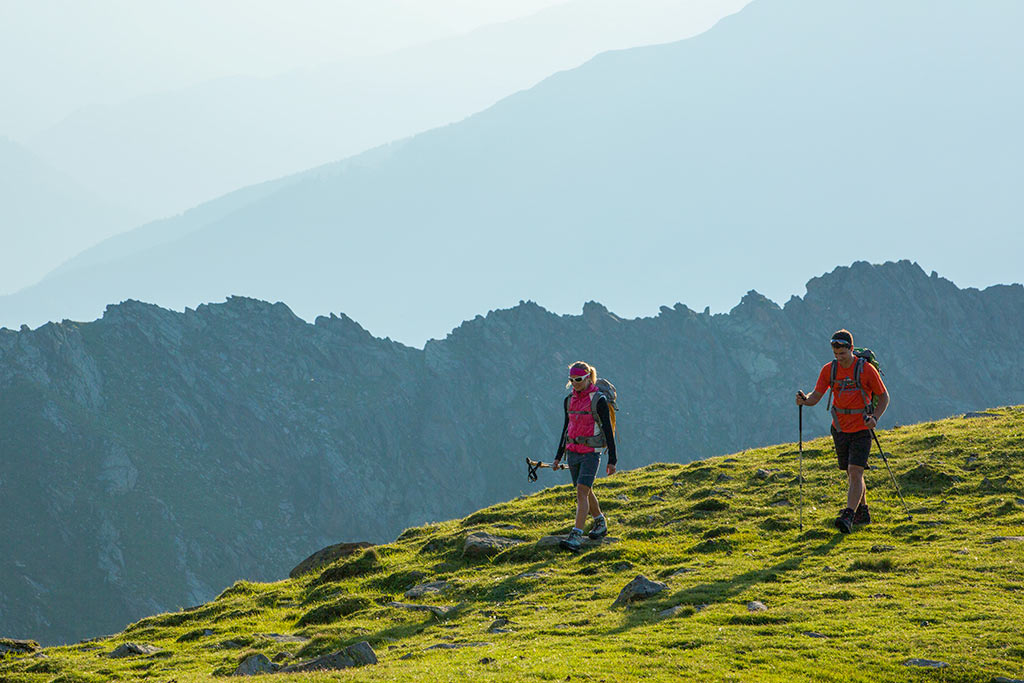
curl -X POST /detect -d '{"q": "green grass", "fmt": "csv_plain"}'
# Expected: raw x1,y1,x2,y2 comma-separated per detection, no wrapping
4,408,1024,682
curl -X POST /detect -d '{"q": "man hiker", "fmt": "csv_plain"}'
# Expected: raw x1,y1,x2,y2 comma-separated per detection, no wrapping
553,361,617,551
795,329,890,533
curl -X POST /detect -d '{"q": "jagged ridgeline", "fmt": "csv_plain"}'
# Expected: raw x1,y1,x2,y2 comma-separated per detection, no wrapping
1,260,1023,645
1,409,1022,682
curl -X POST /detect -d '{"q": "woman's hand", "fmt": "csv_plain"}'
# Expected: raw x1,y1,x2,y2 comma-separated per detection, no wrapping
606,463,616,476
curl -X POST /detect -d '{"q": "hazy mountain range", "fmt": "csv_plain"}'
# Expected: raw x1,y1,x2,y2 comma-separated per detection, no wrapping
2,260,1023,644
3,0,1020,345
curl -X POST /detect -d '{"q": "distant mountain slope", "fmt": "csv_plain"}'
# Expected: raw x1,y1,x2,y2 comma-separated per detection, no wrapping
0,138,139,294
3,0,1021,343
1,260,1023,643
2,406,1022,681
27,0,749,219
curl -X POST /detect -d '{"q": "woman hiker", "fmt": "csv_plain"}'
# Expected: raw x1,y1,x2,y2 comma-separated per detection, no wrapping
553,361,617,551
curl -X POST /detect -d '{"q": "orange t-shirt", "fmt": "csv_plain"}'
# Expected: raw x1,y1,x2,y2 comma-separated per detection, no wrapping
814,360,886,433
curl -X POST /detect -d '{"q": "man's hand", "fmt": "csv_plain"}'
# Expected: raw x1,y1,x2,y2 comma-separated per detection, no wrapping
795,390,808,406
606,463,616,476
552,458,563,471
864,415,878,429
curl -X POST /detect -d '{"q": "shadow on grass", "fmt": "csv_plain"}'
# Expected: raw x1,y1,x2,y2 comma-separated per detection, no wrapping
604,535,843,636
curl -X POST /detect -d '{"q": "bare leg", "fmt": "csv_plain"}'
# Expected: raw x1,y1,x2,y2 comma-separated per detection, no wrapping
847,465,866,511
574,485,592,530
588,489,602,519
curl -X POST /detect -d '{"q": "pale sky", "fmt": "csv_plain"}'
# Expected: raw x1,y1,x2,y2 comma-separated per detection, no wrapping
0,0,567,137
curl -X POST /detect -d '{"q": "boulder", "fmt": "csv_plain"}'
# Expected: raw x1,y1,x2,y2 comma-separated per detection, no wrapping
404,581,452,599
463,532,524,556
106,642,162,658
289,541,374,579
902,658,949,668
258,633,309,644
747,601,768,612
280,642,377,672
232,653,278,676
612,575,667,607
0,638,39,656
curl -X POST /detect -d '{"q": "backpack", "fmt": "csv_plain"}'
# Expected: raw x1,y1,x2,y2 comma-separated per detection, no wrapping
826,348,883,425
567,378,618,449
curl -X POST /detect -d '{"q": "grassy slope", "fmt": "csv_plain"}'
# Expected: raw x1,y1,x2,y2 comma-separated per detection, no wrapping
3,409,1023,683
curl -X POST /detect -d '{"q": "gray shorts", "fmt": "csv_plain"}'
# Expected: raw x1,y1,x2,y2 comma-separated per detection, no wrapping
568,452,601,488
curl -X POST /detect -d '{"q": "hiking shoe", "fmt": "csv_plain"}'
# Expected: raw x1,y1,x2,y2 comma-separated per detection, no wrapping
834,508,855,534
560,528,584,552
588,516,608,540
853,504,871,525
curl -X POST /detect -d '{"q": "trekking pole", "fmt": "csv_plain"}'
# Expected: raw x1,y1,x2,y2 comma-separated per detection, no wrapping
798,405,804,532
871,430,912,521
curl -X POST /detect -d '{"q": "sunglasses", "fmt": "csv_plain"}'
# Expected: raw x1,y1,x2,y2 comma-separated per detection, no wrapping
568,376,588,383
830,341,851,349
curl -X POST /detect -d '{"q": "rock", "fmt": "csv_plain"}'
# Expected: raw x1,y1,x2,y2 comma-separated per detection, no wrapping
280,642,377,672
768,498,791,507
479,657,495,664
289,541,374,579
463,532,524,557
426,642,491,650
0,638,39,655
870,545,895,553
658,605,693,618
612,562,634,572
405,581,452,599
515,571,545,579
615,494,630,502
612,575,667,607
232,653,278,676
493,524,519,530
258,633,309,644
107,642,162,658
870,593,894,599
954,549,970,555
754,469,773,480
176,628,215,642
488,618,513,633
670,567,698,577
1015,498,1024,506
803,632,827,638
993,677,1024,683
388,601,464,619
902,658,948,668
747,601,768,612
649,494,666,502
716,474,734,483
963,412,998,419
990,536,1024,543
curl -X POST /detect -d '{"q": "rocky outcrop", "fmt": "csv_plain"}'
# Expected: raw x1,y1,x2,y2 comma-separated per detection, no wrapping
1,261,1023,644
289,542,374,579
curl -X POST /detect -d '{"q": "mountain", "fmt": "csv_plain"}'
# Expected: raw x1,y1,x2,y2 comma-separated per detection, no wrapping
3,0,1021,344
2,406,1022,681
25,0,749,219
0,138,139,294
1,260,1023,644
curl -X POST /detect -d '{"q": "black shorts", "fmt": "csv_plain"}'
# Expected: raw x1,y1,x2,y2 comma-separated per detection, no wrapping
831,426,871,470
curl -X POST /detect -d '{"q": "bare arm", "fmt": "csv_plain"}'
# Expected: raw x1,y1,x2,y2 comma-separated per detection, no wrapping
796,389,824,407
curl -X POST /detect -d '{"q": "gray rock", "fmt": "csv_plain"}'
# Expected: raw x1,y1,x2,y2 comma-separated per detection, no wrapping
0,638,39,655
716,473,734,483
670,567,698,577
963,412,999,419
612,562,634,572
232,653,278,676
658,605,694,618
404,581,452,599
803,632,827,638
754,469,773,480
426,642,491,650
993,677,1024,683
615,494,630,502
989,536,1024,543
612,575,667,607
871,545,896,553
902,658,949,668
768,498,791,507
747,601,768,612
463,532,524,557
289,541,374,579
388,601,464,619
515,571,545,579
258,633,309,644
488,618,513,633
1015,498,1024,506
493,524,519,530
649,494,666,502
280,642,377,672
176,628,215,642
107,642,162,658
